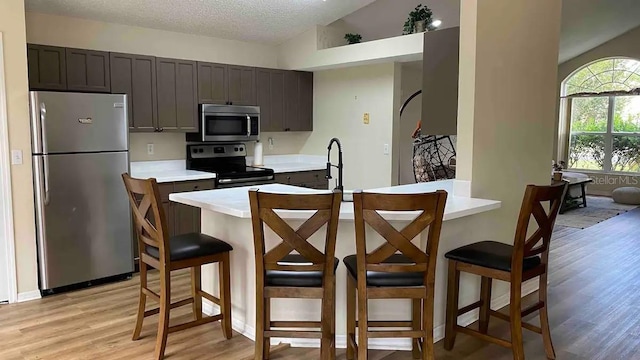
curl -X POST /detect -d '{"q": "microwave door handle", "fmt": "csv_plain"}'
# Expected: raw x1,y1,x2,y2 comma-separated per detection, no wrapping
247,115,251,137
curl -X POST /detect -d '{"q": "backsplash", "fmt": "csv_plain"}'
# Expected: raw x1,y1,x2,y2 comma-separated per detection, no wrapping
129,131,312,161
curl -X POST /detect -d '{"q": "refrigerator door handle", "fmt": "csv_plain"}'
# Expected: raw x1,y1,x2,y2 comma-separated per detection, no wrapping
33,155,49,288
40,103,50,205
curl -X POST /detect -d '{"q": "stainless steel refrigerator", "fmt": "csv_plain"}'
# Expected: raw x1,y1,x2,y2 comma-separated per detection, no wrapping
30,91,133,293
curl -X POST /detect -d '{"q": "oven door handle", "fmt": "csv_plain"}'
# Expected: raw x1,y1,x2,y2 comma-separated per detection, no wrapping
218,175,274,184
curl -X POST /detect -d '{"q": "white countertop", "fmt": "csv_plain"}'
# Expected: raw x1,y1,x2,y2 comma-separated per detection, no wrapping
169,181,501,221
130,160,216,183
246,154,326,173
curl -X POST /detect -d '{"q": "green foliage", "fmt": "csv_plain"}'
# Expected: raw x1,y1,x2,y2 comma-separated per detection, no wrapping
344,33,362,44
403,4,433,35
565,58,640,95
569,95,640,172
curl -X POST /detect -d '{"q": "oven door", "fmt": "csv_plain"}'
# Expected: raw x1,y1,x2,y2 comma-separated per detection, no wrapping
200,106,260,142
216,175,275,189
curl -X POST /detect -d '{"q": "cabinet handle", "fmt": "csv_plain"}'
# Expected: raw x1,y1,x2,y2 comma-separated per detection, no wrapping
159,127,164,132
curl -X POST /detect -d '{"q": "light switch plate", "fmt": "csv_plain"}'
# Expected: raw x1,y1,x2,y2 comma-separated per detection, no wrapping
363,113,370,124
11,150,22,165
147,143,154,156
383,144,390,155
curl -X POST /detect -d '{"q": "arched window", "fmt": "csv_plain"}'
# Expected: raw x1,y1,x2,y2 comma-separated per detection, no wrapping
562,58,640,173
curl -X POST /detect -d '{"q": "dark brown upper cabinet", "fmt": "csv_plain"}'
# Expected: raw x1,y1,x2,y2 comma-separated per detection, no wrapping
110,53,157,131
228,65,256,106
256,69,284,132
197,62,256,106
156,58,198,132
197,62,228,104
27,44,67,91
284,71,313,132
65,48,111,93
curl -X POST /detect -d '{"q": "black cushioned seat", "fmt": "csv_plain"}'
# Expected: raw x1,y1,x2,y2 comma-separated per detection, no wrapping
266,254,339,288
444,241,541,272
343,254,424,287
146,233,233,262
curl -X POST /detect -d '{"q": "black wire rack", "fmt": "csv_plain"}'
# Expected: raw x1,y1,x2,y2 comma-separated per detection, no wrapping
400,90,457,183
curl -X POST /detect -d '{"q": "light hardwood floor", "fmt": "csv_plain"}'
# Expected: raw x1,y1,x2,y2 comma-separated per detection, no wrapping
1,209,638,359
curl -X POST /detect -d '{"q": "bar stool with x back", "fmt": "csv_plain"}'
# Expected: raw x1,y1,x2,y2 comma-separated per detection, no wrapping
344,189,448,360
249,189,342,360
443,183,566,360
122,174,233,360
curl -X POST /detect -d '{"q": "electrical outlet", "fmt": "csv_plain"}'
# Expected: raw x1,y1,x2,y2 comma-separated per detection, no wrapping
383,144,390,155
268,137,274,150
11,150,22,165
363,113,370,124
147,143,154,156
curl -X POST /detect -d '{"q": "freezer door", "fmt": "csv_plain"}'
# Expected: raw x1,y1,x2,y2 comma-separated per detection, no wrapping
30,91,128,154
34,152,133,290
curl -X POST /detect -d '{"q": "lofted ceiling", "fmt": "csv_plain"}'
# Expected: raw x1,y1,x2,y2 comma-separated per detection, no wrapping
24,0,377,45
334,0,640,63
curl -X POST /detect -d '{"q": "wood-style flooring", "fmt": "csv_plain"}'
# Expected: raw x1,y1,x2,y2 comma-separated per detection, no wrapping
1,209,639,359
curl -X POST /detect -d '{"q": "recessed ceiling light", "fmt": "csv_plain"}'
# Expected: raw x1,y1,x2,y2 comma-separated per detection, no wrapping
431,19,442,28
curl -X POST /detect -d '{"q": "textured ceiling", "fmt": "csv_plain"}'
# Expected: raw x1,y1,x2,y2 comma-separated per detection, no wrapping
24,0,377,44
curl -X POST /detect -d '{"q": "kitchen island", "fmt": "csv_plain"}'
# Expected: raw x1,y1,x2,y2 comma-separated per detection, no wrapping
170,181,504,350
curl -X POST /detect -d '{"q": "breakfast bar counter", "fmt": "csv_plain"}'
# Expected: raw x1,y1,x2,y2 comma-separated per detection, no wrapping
170,181,502,349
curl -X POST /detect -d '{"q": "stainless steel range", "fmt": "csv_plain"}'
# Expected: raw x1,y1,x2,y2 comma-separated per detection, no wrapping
187,143,275,188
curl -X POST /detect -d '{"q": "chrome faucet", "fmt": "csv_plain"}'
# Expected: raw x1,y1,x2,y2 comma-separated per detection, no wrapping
326,138,343,193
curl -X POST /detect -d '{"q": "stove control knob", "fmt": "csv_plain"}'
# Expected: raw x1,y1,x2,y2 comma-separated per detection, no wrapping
234,147,239,152
240,147,244,151
192,148,198,153
198,148,204,153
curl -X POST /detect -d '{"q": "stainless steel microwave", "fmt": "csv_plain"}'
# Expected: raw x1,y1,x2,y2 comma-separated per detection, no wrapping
186,104,260,142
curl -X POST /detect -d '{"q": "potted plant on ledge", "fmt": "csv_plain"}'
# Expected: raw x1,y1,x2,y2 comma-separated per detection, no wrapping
344,33,362,45
403,4,433,34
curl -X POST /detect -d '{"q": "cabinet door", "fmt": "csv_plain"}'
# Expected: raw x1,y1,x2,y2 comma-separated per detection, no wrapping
228,65,256,106
295,71,313,131
110,53,157,131
27,44,67,90
256,69,285,132
66,48,111,92
283,71,300,132
156,58,178,131
175,60,198,132
197,62,228,104
174,204,201,235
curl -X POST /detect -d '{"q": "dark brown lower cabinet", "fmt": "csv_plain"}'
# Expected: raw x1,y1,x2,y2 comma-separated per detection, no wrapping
274,170,328,190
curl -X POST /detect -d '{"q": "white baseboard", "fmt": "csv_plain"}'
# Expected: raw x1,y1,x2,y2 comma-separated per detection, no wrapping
17,290,41,302
202,281,539,350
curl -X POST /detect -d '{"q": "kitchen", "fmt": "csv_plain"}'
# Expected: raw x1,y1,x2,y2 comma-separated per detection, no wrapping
0,1,568,359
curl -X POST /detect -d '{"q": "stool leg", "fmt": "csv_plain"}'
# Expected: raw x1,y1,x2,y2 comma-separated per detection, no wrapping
191,266,202,321
320,275,336,360
539,271,556,359
356,284,368,360
219,252,233,340
154,268,171,360
444,261,460,350
346,275,356,360
510,280,525,360
412,299,421,359
263,298,270,360
422,290,434,360
132,262,148,341
479,277,492,334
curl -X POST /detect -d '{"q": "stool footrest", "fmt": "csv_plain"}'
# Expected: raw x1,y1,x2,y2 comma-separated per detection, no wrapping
270,321,322,328
458,300,482,316
489,310,542,333
168,314,223,334
200,291,220,306
367,330,425,339
265,330,323,339
144,297,195,317
456,325,512,348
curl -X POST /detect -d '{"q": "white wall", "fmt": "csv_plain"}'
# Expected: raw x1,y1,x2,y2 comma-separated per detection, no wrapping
26,12,308,161
1,0,38,296
301,63,400,190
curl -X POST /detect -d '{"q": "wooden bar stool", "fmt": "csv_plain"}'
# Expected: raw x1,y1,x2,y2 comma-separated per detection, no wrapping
344,190,448,360
443,183,566,360
248,189,342,360
122,174,233,360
